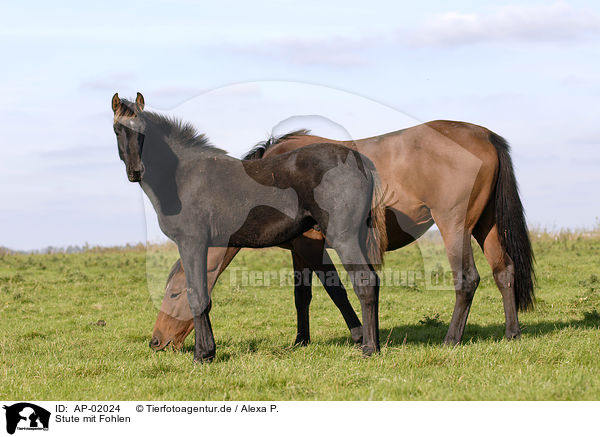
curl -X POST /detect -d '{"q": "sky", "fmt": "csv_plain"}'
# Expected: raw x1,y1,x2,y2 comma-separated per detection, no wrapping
0,0,599,251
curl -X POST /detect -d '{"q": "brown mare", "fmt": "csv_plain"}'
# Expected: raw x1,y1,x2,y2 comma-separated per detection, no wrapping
150,121,535,350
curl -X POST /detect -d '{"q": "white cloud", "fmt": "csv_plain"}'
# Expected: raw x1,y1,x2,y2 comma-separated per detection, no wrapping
203,3,600,66
409,2,600,47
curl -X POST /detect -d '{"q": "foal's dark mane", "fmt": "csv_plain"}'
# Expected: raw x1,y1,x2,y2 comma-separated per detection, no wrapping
119,99,227,155
242,129,311,160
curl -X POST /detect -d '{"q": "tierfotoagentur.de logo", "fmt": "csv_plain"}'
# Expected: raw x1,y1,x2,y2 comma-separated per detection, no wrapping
2,403,50,435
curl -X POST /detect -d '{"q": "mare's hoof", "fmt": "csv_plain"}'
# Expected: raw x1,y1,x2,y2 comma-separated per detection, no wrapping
350,326,363,345
294,335,310,346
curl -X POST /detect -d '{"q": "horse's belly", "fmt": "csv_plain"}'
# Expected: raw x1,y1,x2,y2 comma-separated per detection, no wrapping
224,206,312,248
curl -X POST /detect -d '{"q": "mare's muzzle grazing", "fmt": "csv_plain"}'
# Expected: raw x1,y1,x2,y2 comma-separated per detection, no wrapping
149,336,162,349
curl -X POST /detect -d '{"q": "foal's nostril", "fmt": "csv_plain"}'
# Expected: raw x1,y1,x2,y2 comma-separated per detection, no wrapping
149,336,161,349
129,170,142,182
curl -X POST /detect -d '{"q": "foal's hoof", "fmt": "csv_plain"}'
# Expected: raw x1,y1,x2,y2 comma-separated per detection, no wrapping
443,335,460,346
350,326,363,345
505,330,521,340
361,345,377,357
193,352,215,364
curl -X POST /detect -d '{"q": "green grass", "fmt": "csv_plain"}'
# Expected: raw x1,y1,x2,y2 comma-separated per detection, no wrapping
0,233,599,400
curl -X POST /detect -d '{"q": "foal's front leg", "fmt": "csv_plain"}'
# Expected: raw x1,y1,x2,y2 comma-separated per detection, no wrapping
179,238,216,362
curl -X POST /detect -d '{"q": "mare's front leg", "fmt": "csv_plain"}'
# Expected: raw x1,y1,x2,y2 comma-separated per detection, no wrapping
179,237,216,362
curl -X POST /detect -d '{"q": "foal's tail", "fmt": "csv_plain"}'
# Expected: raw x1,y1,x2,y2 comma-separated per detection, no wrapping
489,132,535,311
366,170,388,270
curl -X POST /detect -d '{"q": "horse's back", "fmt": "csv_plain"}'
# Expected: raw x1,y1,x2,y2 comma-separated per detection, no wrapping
385,121,499,231
263,121,499,201
260,121,501,239
250,142,374,188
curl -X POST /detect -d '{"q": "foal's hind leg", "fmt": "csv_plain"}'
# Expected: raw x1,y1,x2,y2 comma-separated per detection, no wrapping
330,239,380,356
474,217,521,339
433,215,480,345
316,250,363,344
291,236,363,345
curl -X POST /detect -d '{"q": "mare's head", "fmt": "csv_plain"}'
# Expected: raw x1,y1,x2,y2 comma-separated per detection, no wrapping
149,260,194,351
111,92,146,182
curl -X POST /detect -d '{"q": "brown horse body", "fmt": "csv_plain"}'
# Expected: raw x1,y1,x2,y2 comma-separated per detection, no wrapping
151,120,534,350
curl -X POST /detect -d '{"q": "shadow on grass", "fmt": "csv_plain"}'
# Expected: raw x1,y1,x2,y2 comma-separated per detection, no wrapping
149,311,600,361
326,310,600,347
179,337,268,358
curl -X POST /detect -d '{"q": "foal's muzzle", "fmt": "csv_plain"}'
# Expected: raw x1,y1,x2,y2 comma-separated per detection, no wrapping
127,164,145,182
128,170,142,182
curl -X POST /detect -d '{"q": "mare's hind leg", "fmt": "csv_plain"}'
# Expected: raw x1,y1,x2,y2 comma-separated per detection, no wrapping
291,235,363,345
291,251,313,346
474,213,521,339
433,214,480,345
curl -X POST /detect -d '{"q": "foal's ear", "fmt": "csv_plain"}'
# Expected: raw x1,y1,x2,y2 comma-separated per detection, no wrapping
111,93,120,113
135,92,145,112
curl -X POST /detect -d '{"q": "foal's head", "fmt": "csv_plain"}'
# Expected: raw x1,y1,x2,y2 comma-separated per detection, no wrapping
111,92,146,182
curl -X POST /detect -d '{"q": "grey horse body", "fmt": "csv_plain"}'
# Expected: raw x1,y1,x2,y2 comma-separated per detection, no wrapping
112,92,385,361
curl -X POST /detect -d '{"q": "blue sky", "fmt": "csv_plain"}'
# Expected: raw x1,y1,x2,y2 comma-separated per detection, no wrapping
1,1,599,250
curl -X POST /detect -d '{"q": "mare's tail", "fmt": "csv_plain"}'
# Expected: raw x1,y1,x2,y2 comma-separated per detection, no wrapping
489,132,535,311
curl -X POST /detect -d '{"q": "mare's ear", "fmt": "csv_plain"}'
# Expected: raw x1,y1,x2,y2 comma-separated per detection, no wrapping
111,93,120,113
135,92,145,112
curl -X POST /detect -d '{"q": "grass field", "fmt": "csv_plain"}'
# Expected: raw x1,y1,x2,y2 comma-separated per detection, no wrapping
1,231,599,400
